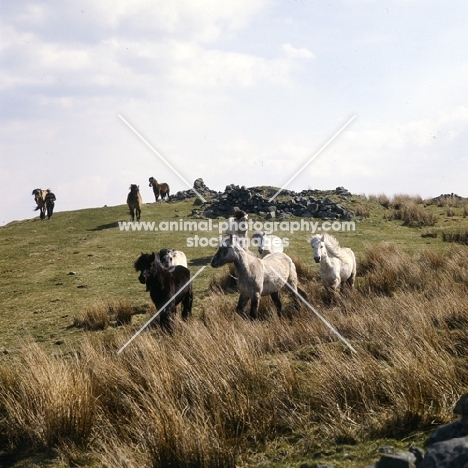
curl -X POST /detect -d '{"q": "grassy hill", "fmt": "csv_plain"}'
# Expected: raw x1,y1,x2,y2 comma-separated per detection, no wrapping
1,192,468,467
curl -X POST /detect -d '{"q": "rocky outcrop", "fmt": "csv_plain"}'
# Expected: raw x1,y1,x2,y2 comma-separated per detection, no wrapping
171,179,354,220
368,394,468,468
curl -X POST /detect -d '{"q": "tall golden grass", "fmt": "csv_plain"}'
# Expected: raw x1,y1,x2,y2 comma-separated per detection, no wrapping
1,244,468,466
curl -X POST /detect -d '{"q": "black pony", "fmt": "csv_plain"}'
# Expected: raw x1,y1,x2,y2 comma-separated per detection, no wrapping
134,252,192,332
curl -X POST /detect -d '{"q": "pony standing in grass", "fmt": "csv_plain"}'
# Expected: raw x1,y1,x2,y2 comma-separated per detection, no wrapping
149,177,170,201
134,252,192,333
309,233,356,293
32,188,56,220
127,184,142,221
211,236,302,320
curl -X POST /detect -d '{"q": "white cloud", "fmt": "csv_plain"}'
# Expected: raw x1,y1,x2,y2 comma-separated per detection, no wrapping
2,0,468,225
281,43,314,60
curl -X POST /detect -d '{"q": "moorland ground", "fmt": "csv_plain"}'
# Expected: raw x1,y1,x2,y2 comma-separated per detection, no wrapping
1,191,468,467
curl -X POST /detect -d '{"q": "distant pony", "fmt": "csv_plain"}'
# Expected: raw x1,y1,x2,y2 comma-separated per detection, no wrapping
32,189,47,220
309,233,356,294
127,184,142,221
32,188,56,220
45,190,56,219
251,232,284,258
134,252,193,332
149,177,170,201
159,248,188,268
211,236,302,320
223,208,249,249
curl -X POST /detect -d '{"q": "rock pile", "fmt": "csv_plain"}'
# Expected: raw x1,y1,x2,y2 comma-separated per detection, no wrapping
171,178,220,201
171,179,353,220
367,393,468,468
432,193,466,204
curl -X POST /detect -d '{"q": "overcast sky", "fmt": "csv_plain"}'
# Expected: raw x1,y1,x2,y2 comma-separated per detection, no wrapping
1,0,468,225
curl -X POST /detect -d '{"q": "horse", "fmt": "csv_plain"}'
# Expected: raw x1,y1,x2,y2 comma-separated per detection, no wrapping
159,248,188,268
32,189,46,219
223,209,249,249
210,236,301,320
32,189,55,220
134,252,193,332
251,232,284,258
45,190,56,219
127,184,142,221
149,177,170,201
309,233,356,294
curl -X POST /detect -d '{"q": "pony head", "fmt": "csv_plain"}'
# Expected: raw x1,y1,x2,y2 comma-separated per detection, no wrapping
210,236,240,268
159,248,175,268
134,252,157,287
251,231,264,252
309,234,326,263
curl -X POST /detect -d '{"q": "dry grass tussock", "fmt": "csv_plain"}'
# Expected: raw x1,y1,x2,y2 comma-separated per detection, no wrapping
367,193,391,208
385,202,437,227
1,244,468,466
73,299,141,330
442,228,468,245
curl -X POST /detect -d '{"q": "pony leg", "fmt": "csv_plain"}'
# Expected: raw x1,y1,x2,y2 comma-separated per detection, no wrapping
181,289,193,320
249,292,261,320
236,294,249,318
159,308,174,334
270,292,282,315
346,272,356,288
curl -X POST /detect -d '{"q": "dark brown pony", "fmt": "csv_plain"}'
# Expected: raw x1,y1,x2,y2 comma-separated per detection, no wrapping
134,252,192,332
149,177,170,201
127,184,142,221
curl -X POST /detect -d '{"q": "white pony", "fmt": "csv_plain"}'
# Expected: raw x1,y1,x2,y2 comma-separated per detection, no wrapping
251,232,284,258
158,248,188,268
211,236,301,319
309,233,356,293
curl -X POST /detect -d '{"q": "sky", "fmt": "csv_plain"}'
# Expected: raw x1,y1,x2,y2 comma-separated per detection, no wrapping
1,0,468,225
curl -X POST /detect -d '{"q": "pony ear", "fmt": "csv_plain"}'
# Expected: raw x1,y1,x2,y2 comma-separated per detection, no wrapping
150,252,156,261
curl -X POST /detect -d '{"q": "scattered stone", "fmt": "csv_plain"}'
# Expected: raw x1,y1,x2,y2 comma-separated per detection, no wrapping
68,271,76,275
420,436,468,468
3,349,8,355
369,393,468,467
375,452,416,468
54,340,64,345
409,446,424,465
428,418,466,445
454,393,468,432
378,446,394,454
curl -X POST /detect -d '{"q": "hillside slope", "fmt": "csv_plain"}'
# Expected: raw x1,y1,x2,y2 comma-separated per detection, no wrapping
0,193,465,356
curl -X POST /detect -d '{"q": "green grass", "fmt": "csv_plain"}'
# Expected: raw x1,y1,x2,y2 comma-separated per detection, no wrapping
1,192,468,467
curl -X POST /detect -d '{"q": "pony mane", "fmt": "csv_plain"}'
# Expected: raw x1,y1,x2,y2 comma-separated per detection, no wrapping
322,233,348,259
